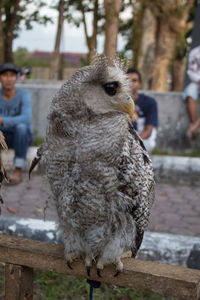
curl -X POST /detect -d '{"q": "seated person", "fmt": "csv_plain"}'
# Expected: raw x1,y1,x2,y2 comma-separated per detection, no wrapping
182,45,200,139
0,62,33,184
127,68,158,153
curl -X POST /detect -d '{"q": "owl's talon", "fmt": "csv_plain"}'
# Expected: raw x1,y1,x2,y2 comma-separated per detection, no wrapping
86,266,91,277
114,259,123,277
66,261,73,270
97,268,102,278
85,256,92,277
114,269,121,277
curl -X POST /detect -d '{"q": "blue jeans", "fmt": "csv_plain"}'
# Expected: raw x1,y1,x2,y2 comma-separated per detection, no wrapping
0,123,34,169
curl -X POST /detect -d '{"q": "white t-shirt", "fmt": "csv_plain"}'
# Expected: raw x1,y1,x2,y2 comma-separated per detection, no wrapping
187,45,200,83
137,117,157,153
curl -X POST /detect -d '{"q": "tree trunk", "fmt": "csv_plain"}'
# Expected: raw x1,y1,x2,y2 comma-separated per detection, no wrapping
151,19,176,91
4,0,21,62
104,0,122,59
81,0,98,64
49,0,64,80
172,58,186,91
88,0,98,63
132,0,145,69
138,7,156,90
0,3,4,64
151,0,194,91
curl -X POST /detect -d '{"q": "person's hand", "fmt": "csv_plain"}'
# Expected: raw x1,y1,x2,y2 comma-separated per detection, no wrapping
0,118,4,126
131,112,138,122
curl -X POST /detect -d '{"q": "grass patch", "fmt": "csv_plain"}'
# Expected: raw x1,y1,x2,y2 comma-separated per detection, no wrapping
152,148,200,158
32,136,44,147
0,264,172,300
33,269,172,300
32,130,44,147
0,263,4,300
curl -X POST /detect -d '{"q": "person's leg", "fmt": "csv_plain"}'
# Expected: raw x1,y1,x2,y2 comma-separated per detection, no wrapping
186,96,197,123
183,82,199,139
0,127,14,149
10,123,33,184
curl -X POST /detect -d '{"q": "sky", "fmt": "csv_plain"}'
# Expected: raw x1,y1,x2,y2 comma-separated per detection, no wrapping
13,2,130,54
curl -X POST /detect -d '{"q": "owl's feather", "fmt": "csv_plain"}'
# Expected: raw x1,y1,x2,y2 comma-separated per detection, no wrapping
0,131,8,205
33,57,155,275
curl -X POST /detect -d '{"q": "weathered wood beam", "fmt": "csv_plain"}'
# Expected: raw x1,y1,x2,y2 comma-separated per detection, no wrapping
0,234,200,300
5,263,33,300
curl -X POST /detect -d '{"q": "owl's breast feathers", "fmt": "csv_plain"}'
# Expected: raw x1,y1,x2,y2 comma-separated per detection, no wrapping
43,111,154,231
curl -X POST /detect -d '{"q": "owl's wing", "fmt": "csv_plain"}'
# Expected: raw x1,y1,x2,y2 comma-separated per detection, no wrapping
29,144,47,178
117,122,155,257
0,131,8,151
0,131,8,205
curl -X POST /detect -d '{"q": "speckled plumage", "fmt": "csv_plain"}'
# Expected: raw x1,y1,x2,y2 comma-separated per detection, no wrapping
0,131,8,204
33,56,155,274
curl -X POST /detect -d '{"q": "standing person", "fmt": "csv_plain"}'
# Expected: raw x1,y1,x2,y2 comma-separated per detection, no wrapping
182,45,200,139
0,62,33,184
127,68,158,153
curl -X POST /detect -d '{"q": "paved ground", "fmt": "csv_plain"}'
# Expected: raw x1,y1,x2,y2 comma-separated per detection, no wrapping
1,172,200,237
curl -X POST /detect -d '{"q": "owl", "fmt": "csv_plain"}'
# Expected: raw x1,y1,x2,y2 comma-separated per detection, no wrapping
0,131,8,204
30,56,155,277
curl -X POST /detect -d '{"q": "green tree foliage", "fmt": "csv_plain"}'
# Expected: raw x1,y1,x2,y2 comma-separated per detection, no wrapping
60,0,103,63
0,0,52,62
14,47,51,67
14,46,28,63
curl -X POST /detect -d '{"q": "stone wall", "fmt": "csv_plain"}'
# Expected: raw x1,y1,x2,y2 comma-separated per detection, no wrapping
150,91,200,153
16,82,200,153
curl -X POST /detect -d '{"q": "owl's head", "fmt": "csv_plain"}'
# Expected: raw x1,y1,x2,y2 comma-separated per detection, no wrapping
51,55,135,119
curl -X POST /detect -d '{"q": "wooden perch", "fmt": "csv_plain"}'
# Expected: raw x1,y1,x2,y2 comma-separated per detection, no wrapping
0,234,199,300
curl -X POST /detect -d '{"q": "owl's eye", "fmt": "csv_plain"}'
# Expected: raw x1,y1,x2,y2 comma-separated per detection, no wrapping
103,81,119,96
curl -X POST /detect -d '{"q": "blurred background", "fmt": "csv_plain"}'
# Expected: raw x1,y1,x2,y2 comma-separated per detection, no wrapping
0,0,199,90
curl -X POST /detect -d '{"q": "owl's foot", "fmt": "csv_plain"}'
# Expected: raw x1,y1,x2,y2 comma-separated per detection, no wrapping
114,270,121,277
66,260,73,270
86,266,91,277
96,259,104,278
114,259,123,277
96,258,123,277
85,256,92,277
65,253,76,270
97,268,102,278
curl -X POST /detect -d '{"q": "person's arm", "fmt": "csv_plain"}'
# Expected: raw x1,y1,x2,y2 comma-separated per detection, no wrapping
140,125,154,139
2,90,32,128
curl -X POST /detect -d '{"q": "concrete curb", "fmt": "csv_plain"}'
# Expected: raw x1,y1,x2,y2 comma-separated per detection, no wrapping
3,148,200,184
152,155,200,184
0,216,199,269
2,147,38,171
152,155,200,172
0,216,62,244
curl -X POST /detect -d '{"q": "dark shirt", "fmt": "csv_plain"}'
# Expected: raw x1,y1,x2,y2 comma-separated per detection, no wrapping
133,93,158,131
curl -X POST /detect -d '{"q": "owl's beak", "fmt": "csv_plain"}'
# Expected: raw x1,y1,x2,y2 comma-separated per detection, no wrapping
119,96,135,117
